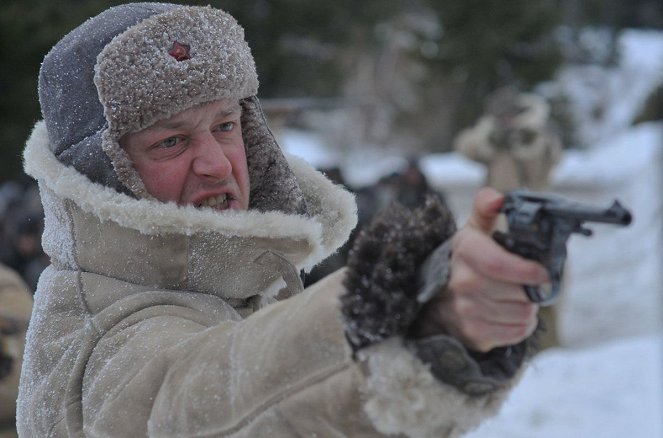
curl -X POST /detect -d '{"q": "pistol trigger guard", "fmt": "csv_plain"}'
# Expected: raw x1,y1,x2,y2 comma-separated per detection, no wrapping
523,281,559,306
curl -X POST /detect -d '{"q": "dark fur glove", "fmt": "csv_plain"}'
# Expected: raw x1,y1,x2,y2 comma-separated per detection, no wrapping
406,333,539,396
340,195,541,395
340,195,456,352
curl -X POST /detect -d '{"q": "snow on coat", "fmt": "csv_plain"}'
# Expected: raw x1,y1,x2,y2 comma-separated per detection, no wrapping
18,119,517,437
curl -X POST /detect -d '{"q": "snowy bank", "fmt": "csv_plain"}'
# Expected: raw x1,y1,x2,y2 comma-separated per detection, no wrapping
465,334,663,438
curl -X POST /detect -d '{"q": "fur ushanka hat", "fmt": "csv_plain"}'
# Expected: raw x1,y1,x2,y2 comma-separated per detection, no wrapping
39,2,307,215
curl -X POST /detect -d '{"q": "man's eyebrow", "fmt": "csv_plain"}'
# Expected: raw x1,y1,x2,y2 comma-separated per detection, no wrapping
219,104,242,117
149,104,242,130
152,120,185,130
217,110,237,119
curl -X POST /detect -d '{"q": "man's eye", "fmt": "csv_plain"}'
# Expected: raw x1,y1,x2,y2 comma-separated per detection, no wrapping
215,122,235,132
158,136,181,148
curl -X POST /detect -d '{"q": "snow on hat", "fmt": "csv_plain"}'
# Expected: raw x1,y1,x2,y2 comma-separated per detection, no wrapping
38,2,307,214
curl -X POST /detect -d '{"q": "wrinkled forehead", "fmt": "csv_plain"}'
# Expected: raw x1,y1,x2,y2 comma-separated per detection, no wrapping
146,98,241,129
95,6,258,139
120,98,243,148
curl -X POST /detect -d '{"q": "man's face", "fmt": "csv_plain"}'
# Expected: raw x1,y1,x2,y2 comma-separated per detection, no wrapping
120,99,250,211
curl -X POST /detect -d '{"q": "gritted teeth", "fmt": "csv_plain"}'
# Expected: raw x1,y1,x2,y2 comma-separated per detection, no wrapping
198,194,228,209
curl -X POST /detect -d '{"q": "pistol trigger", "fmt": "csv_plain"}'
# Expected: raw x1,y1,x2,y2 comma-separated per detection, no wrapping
523,279,560,307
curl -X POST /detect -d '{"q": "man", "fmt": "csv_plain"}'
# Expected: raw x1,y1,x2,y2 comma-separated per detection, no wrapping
19,3,547,436
454,87,563,193
0,264,32,437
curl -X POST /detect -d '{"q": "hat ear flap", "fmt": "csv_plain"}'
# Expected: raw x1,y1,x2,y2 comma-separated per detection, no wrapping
55,128,133,196
242,96,308,216
38,3,179,196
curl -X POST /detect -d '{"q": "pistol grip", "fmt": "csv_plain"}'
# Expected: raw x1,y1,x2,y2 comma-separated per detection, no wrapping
492,230,560,306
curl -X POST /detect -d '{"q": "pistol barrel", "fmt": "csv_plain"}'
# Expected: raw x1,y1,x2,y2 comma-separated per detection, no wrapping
499,190,633,306
545,200,632,226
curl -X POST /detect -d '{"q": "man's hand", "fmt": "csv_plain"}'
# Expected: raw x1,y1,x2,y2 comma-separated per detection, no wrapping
415,187,548,352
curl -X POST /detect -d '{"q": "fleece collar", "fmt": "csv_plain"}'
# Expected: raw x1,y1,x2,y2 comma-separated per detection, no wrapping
24,121,357,295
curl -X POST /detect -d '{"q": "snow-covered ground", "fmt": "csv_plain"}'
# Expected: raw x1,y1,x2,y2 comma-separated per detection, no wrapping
283,28,663,437
467,335,661,438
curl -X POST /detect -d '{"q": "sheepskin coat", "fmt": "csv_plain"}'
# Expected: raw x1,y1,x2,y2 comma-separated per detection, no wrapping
17,119,520,437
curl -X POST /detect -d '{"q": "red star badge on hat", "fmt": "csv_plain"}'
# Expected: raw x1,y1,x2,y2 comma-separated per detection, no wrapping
168,41,191,61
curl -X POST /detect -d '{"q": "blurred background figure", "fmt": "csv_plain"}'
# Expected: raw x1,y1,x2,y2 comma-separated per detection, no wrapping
454,87,564,350
454,87,563,192
304,159,447,287
390,158,442,208
0,264,32,438
0,179,47,294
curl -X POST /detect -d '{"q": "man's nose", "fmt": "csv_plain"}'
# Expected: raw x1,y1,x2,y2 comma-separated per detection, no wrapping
192,133,232,181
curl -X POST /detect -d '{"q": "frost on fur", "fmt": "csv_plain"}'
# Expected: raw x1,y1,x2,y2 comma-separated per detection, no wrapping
359,338,513,438
340,196,456,351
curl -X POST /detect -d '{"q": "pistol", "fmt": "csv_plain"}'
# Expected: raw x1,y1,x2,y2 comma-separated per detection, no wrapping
493,190,632,306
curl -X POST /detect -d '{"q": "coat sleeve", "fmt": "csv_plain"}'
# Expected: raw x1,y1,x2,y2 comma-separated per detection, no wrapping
79,265,521,438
